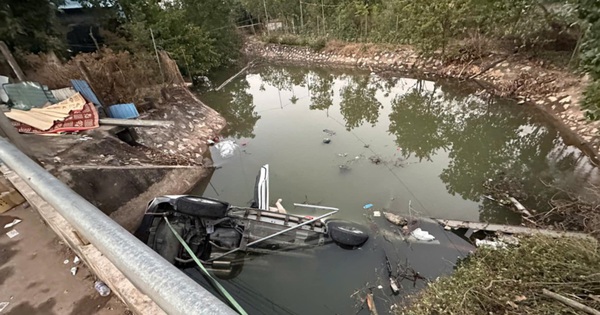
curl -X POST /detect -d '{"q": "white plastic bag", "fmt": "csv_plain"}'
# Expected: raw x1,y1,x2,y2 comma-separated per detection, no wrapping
475,238,507,250
214,140,238,158
411,228,435,241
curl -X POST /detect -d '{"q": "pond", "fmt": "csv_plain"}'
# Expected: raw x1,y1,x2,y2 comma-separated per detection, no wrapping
188,65,599,315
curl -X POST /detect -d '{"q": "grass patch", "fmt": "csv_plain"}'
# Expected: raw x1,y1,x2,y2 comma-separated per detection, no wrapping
262,34,327,51
401,235,600,315
582,81,600,121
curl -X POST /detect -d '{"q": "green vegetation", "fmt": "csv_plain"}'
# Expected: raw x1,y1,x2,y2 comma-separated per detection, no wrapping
114,0,243,75
2,0,600,115
0,0,66,53
579,0,600,119
403,235,600,315
263,34,327,50
244,0,600,119
243,0,578,55
1,0,243,75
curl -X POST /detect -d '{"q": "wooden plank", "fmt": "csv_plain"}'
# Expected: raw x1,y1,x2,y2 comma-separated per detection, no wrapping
435,218,595,241
99,118,174,128
0,41,26,81
0,164,166,315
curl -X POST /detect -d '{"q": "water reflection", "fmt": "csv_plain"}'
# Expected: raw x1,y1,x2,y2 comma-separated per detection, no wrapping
388,82,452,162
197,65,599,315
201,65,598,221
339,75,382,130
208,76,260,138
308,71,334,111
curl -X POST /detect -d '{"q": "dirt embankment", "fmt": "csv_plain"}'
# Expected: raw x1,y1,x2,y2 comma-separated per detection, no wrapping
26,86,225,231
244,39,600,163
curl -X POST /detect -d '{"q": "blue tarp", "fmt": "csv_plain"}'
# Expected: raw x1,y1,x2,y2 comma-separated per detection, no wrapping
107,103,139,119
71,79,102,107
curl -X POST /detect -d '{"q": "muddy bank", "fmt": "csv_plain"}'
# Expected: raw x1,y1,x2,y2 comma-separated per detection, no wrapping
244,39,600,163
25,86,225,231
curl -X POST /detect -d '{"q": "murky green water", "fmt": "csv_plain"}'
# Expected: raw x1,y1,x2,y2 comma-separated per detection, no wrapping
189,65,599,314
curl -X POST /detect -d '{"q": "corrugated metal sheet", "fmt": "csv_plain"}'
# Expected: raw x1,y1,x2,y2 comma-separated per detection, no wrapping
51,87,77,101
2,82,51,110
42,85,59,104
107,103,139,119
71,80,101,107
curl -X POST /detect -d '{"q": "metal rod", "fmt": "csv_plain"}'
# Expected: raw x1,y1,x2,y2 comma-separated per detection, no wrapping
99,118,174,128
208,209,338,261
0,138,236,315
293,203,340,211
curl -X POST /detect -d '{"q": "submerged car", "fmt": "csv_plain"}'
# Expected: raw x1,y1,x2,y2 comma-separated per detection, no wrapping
136,165,369,278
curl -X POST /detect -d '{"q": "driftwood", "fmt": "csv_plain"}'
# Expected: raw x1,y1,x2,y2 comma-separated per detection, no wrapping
542,289,600,315
508,196,533,217
469,56,508,79
383,212,408,226
366,293,379,315
215,61,255,91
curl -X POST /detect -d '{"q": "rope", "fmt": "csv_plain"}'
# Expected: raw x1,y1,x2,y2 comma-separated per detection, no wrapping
163,217,248,315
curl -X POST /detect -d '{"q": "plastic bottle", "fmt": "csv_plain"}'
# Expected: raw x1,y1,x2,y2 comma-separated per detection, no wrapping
94,281,111,297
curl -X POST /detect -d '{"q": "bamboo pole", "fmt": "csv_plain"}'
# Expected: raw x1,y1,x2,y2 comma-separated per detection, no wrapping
263,0,270,35
150,28,165,83
542,289,600,315
299,0,304,30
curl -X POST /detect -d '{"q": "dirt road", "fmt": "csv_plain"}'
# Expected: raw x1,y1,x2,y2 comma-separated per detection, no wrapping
0,204,130,315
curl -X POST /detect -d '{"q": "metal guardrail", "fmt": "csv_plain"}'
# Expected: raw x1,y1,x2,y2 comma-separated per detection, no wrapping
0,137,237,315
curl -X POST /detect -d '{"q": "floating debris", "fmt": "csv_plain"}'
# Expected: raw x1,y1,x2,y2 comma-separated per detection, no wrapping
369,155,382,164
363,204,374,209
383,212,408,226
411,228,435,241
339,164,351,171
323,138,331,144
323,129,336,136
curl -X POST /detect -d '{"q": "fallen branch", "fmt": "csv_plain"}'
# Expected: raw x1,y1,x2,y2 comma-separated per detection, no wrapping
542,289,600,315
457,60,474,78
507,196,533,217
469,56,508,79
215,61,255,91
